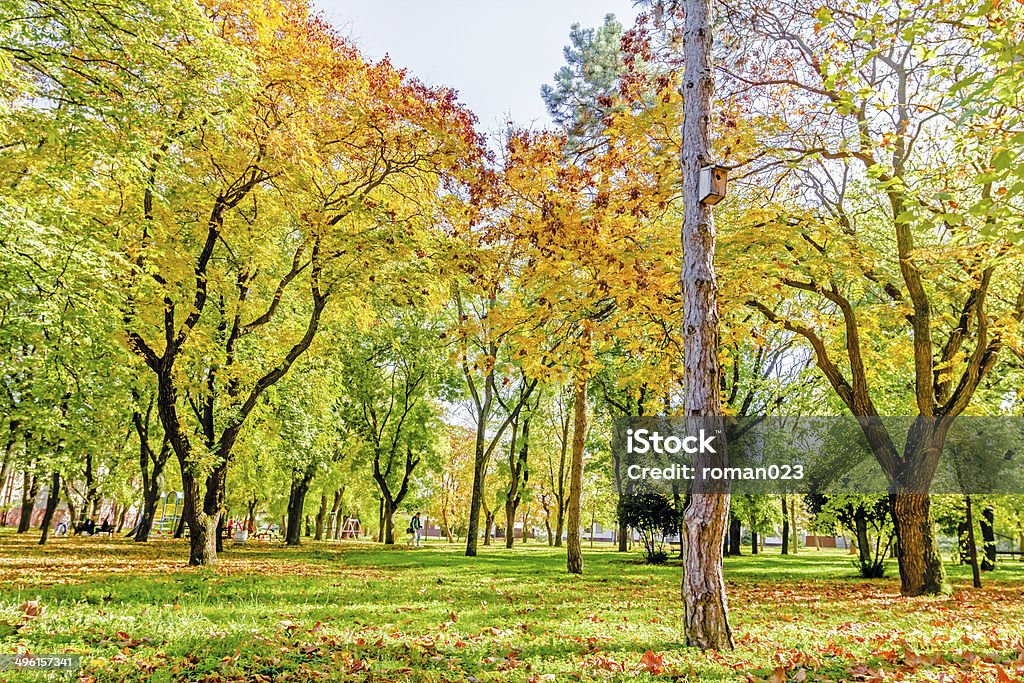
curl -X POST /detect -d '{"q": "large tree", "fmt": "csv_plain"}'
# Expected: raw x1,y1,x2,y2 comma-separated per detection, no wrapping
677,0,735,651
726,0,1024,595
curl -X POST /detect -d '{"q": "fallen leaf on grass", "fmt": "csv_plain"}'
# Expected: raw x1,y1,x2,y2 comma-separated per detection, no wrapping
18,600,44,618
639,650,665,675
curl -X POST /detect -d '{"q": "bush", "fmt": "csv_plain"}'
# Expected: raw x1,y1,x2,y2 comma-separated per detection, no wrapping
646,551,669,564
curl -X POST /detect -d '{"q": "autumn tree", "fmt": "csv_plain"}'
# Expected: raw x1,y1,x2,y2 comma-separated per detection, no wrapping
724,0,1024,595
339,307,450,545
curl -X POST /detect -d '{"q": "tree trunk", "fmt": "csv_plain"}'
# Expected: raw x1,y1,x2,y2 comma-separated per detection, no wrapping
315,493,328,541
505,498,518,549
174,510,186,538
854,509,872,566
751,530,759,555
781,496,790,555
0,424,15,508
286,474,312,546
483,508,493,546
789,495,799,555
504,411,531,550
216,509,225,553
679,0,733,648
566,376,587,574
727,516,741,556
181,465,223,566
890,493,946,596
38,472,61,545
543,500,554,547
377,497,385,542
980,506,996,571
62,480,76,531
246,499,257,533
965,495,982,588
384,500,399,545
957,520,971,564
116,505,127,532
330,487,344,540
17,471,37,533
554,501,565,547
466,425,488,556
133,400,169,542
134,479,163,542
79,452,98,528
441,506,454,543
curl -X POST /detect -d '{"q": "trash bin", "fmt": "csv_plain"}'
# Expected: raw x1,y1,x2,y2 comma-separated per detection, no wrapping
233,528,248,546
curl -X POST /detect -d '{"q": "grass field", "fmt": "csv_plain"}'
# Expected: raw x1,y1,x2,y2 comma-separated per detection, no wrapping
1,529,1022,682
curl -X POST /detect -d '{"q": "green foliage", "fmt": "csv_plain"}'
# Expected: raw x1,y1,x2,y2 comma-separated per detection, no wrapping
618,492,678,563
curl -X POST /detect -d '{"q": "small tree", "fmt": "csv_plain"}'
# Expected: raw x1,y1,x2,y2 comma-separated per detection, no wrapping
618,492,680,564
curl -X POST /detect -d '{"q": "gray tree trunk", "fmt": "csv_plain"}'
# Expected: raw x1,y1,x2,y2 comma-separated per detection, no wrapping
566,376,587,574
680,0,734,650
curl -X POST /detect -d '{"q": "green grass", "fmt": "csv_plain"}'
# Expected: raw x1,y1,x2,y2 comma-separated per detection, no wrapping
0,529,1022,681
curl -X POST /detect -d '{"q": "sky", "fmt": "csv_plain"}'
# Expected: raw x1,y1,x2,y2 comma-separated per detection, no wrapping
313,1,642,134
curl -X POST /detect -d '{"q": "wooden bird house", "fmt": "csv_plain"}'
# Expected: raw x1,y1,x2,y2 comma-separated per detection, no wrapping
698,165,728,205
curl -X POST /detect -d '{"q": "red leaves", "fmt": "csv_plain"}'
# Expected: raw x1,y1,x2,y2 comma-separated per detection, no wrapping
639,649,666,675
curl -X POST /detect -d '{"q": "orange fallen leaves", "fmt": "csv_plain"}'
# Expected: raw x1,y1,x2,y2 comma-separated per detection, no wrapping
639,649,666,675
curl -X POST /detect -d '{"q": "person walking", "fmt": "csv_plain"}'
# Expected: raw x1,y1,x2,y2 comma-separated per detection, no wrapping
410,512,422,547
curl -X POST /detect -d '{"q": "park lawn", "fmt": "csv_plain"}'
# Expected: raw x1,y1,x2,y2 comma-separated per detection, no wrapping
0,530,1022,682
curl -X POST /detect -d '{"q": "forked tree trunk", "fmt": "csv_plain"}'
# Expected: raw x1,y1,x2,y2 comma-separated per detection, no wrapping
135,480,163,542
680,0,733,650
247,498,258,534
180,463,224,566
133,399,170,543
566,376,587,575
440,507,454,543
890,493,946,596
329,487,344,540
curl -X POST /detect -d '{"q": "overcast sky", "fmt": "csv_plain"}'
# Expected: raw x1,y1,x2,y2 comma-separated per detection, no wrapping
313,1,641,134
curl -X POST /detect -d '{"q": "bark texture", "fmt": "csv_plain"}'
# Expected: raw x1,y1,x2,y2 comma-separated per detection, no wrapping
566,377,587,574
680,0,733,650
